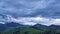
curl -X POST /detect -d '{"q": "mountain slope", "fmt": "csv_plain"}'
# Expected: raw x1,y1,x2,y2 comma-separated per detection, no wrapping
0,22,24,31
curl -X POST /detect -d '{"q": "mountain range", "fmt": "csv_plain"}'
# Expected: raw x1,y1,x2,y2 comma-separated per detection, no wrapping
0,22,60,31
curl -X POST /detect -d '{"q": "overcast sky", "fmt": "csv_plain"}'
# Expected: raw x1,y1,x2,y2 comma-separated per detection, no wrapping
0,0,60,25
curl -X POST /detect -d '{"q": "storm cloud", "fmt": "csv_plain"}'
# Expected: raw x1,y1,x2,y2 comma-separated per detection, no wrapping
0,0,60,18
0,0,60,25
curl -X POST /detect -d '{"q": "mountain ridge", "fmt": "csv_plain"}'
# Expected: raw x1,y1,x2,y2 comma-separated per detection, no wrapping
0,22,60,31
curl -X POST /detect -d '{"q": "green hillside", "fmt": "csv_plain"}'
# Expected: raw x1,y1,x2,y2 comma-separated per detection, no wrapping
0,26,60,34
0,23,60,34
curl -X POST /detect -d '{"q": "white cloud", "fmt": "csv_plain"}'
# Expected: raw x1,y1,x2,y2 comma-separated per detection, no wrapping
0,22,5,24
4,16,53,25
52,19,60,25
0,15,60,25
8,16,60,25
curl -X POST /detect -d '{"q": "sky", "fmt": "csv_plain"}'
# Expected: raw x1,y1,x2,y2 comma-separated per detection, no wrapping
0,0,60,25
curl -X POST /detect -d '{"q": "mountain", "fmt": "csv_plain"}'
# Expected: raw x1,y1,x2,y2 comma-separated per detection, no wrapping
5,22,23,27
30,24,60,32
0,24,6,31
0,23,60,34
31,24,48,30
49,25,60,31
0,24,60,34
0,22,60,32
0,22,24,31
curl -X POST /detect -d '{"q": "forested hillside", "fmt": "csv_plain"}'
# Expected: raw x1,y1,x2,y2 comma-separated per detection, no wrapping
0,22,60,34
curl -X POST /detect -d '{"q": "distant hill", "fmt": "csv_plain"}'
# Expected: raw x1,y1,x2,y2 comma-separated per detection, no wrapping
0,23,60,34
30,24,48,30
0,24,60,34
0,22,60,32
31,24,60,30
0,22,24,31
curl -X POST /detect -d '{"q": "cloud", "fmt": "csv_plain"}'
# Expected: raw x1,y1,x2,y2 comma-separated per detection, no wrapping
0,15,60,25
52,19,60,25
0,22,5,24
11,17,60,25
0,0,60,25
0,0,60,18
0,15,52,25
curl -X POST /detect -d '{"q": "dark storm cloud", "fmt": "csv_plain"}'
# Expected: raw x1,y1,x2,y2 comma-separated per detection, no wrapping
0,0,60,18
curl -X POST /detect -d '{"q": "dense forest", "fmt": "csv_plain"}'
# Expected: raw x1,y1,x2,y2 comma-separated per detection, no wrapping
0,22,60,34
